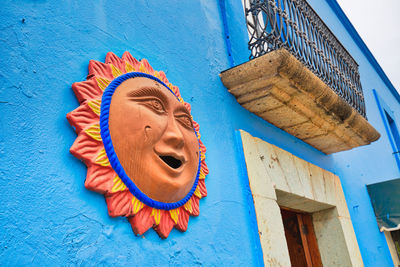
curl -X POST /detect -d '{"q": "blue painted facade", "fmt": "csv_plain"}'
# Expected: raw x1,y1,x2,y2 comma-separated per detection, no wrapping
0,0,398,265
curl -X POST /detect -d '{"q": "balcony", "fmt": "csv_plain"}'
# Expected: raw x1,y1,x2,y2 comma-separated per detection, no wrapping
220,0,380,154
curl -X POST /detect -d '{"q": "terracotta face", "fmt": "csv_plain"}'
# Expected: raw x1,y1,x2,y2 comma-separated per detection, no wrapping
108,77,199,203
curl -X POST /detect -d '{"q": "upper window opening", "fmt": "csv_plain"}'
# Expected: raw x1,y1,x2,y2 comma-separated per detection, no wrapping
385,111,400,154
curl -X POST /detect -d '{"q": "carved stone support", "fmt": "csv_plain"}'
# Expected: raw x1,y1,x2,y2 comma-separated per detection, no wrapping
220,49,380,154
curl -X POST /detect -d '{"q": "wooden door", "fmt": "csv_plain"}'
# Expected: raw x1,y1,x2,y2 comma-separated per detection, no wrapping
390,230,400,263
280,207,323,267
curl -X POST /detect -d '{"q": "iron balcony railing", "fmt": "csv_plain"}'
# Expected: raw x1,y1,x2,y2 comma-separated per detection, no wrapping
244,0,366,118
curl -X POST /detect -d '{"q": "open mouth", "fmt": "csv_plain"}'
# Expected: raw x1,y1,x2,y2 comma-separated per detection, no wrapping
159,155,182,169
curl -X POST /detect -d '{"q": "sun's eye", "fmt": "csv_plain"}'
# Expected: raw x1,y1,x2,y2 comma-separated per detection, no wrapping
141,98,165,113
177,115,193,129
149,99,163,111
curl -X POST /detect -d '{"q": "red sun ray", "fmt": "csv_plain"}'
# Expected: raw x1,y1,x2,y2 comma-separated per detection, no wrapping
105,52,126,73
154,210,175,239
129,206,155,235
106,190,133,217
72,79,103,104
176,208,190,232
85,164,115,194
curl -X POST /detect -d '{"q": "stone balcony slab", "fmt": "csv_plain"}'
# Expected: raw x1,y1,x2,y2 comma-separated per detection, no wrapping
220,49,380,154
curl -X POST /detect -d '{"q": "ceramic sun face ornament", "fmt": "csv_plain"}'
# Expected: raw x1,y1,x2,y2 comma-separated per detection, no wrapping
67,52,208,239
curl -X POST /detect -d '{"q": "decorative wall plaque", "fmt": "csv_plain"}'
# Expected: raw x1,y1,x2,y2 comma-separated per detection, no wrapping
67,52,208,238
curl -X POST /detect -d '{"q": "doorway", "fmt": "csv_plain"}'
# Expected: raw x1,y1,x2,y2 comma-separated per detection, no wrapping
280,207,322,267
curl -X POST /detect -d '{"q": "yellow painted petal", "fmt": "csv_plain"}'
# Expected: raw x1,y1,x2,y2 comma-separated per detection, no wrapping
201,153,206,161
154,71,160,80
151,208,161,225
139,62,148,74
112,176,127,193
183,199,193,213
194,186,202,199
96,77,111,91
125,62,135,73
199,171,206,180
95,148,110,166
169,208,179,224
111,64,123,78
114,182,126,192
132,196,144,214
85,124,102,141
88,99,101,116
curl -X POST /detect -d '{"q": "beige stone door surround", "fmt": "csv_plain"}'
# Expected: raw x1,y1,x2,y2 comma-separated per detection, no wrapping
240,130,363,266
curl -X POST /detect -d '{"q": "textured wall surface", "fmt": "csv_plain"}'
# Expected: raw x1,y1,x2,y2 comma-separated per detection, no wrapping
0,0,398,266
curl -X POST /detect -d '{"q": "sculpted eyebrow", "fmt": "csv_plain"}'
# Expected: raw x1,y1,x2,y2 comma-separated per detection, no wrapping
174,105,191,117
126,86,169,103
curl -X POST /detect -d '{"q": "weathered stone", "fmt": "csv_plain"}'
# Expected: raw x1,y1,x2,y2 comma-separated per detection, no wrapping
323,171,337,206
242,94,284,114
276,190,333,213
256,139,290,193
259,105,309,128
304,133,351,152
229,75,280,96
270,88,293,104
284,122,327,140
293,158,314,200
252,195,292,267
312,209,355,267
384,231,400,266
236,86,274,104
220,48,380,154
271,145,305,196
240,131,364,266
240,131,277,200
311,115,335,132
287,98,317,120
307,163,329,204
334,176,351,219
338,217,364,267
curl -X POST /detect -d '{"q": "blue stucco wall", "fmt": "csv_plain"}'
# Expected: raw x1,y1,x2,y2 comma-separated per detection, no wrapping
1,0,398,266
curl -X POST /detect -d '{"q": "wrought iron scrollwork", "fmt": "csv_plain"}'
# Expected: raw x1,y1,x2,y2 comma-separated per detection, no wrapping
244,0,366,118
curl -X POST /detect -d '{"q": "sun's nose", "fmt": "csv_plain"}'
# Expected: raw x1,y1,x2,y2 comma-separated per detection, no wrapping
162,116,185,149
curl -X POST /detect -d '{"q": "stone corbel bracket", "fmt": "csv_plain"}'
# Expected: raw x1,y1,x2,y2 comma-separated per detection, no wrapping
220,49,380,154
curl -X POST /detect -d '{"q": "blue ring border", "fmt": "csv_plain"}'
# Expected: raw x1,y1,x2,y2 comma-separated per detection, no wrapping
99,72,201,210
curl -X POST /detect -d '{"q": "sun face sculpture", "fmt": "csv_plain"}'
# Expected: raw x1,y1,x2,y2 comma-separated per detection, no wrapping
67,52,208,239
